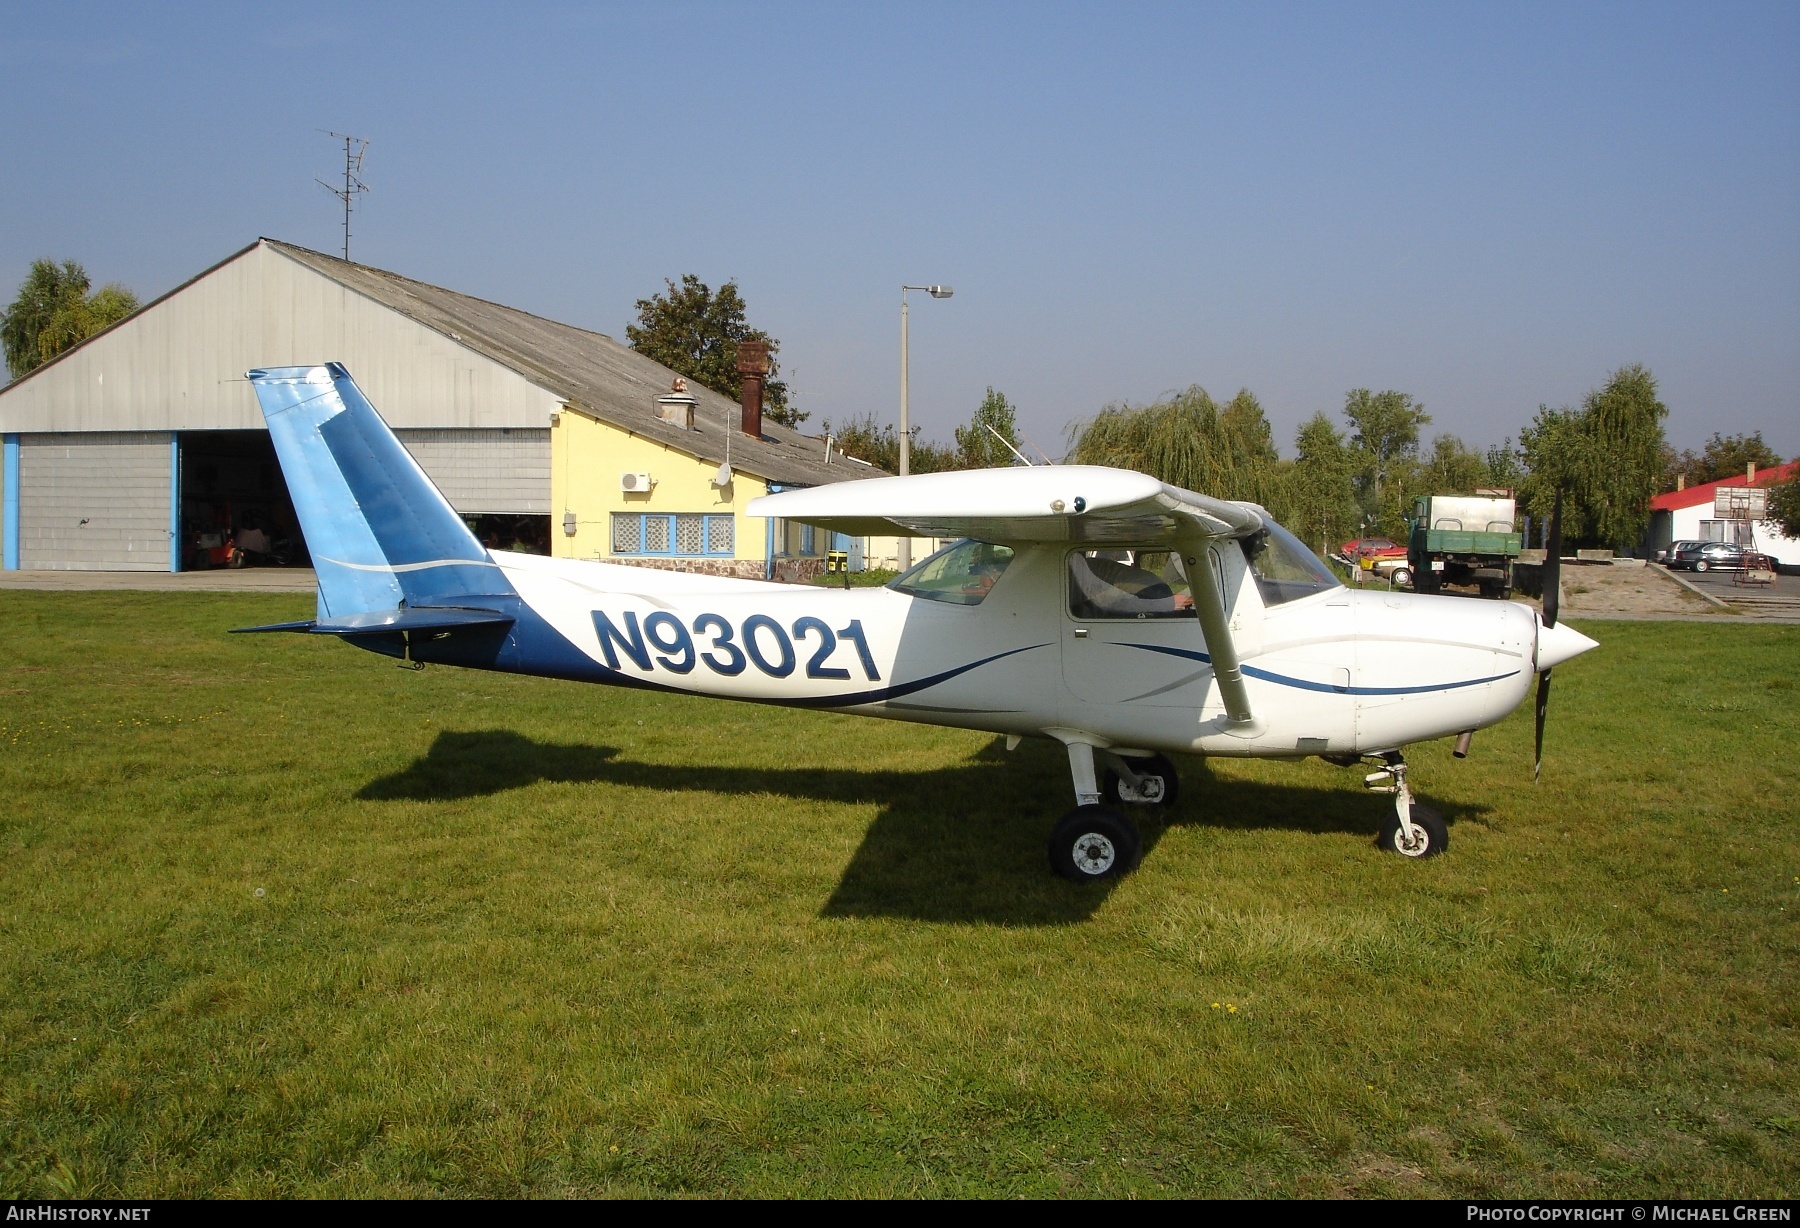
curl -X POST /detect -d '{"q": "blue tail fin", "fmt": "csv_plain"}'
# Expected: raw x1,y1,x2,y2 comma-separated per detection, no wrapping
247,364,514,621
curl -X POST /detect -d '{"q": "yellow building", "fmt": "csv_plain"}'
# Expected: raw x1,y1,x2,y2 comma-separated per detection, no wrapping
552,395,856,581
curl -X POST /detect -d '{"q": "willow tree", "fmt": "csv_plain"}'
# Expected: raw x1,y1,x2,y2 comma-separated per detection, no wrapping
1067,385,1282,505
1520,364,1669,548
1284,411,1360,554
2,259,139,380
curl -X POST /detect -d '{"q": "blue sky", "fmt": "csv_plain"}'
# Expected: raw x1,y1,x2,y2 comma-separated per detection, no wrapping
3,2,1796,457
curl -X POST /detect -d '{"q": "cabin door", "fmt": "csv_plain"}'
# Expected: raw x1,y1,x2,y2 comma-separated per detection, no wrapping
1060,547,1217,709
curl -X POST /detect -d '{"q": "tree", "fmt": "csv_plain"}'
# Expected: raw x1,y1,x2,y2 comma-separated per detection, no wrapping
1419,433,1489,496
1067,385,1281,505
820,413,955,474
1284,411,1359,554
1767,477,1800,539
2,259,139,380
624,274,804,427
1484,437,1524,490
1519,364,1669,548
1341,389,1430,531
1697,432,1782,483
953,388,1023,468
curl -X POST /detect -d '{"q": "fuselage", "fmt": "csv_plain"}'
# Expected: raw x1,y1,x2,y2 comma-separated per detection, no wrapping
431,540,1544,760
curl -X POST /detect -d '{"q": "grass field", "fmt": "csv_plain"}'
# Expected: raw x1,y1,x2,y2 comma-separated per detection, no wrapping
1,591,1795,1198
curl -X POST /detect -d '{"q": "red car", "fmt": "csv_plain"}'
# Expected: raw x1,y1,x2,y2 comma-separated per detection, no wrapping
1340,536,1408,561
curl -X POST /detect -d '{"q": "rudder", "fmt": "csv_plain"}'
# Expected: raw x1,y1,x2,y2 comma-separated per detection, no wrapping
246,363,513,620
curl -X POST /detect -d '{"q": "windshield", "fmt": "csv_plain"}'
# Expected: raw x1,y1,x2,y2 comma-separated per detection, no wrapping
1239,520,1341,606
888,539,1016,606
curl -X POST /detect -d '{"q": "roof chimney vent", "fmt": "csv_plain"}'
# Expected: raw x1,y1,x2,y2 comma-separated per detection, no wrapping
655,377,699,430
735,341,770,438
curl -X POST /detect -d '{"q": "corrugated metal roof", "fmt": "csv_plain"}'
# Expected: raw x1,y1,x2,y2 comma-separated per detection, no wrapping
266,240,864,487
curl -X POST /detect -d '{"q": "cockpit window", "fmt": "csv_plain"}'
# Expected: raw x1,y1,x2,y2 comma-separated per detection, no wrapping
889,539,1016,606
1239,521,1341,606
1068,550,1197,619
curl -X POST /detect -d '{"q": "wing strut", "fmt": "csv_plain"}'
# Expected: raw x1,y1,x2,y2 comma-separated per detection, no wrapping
1178,532,1254,725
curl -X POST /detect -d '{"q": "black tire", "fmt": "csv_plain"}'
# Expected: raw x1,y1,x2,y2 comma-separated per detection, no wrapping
1101,753,1180,808
1694,560,1710,573
1391,567,1413,588
1049,805,1141,882
1377,804,1448,859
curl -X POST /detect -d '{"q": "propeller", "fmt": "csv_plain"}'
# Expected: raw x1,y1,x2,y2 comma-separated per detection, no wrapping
1533,487,1562,782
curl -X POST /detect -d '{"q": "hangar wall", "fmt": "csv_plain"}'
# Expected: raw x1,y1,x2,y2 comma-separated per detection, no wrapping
0,241,564,434
18,433,172,571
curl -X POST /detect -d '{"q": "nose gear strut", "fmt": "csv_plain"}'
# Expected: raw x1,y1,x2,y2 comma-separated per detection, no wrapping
1362,750,1449,857
1362,751,1420,848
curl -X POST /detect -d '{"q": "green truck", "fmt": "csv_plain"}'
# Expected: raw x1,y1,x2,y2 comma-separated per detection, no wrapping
1408,494,1523,598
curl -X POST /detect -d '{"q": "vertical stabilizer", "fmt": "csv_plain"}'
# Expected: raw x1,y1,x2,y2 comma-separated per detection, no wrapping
246,364,513,620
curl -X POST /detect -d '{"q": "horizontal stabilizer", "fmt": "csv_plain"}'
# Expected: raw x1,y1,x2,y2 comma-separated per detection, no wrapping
233,607,515,636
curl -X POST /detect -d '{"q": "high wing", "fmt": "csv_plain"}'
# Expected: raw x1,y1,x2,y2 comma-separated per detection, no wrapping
748,466,1265,727
746,465,1262,544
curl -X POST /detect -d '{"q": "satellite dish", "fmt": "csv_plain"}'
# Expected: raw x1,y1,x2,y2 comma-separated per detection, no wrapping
713,462,732,488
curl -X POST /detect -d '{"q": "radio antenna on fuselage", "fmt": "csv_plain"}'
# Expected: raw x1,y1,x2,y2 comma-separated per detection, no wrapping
985,422,1035,467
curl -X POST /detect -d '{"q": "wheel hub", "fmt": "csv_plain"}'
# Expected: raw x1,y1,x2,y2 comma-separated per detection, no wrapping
1396,822,1430,856
1120,776,1164,804
1072,833,1116,875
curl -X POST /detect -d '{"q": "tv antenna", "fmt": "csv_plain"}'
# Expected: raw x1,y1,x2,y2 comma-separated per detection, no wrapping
316,131,370,260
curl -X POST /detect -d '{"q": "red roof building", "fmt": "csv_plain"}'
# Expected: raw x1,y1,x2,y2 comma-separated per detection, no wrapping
1646,459,1798,568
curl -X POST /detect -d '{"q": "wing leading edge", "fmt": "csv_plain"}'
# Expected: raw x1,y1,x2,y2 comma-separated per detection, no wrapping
749,466,1263,728
746,465,1262,544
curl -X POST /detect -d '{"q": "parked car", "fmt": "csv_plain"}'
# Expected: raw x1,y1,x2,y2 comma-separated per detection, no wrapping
1340,536,1408,561
1670,541,1760,572
1654,539,1706,566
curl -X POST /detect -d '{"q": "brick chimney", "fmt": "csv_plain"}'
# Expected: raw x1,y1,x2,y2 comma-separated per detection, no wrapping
735,340,770,438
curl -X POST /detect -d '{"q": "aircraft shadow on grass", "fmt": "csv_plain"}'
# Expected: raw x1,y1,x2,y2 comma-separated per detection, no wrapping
359,730,1489,926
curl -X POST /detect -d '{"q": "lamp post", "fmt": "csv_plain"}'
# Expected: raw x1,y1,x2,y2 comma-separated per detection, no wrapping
898,283,953,570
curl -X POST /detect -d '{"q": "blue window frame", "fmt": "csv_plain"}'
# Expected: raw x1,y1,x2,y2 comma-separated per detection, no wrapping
611,512,735,557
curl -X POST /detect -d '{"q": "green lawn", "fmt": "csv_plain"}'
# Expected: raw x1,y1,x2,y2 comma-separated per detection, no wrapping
1,591,1795,1197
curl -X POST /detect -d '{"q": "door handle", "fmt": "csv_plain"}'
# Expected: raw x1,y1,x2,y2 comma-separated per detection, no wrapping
1073,628,1090,638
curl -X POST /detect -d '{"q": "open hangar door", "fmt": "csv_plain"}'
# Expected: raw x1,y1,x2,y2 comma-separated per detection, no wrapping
178,431,308,569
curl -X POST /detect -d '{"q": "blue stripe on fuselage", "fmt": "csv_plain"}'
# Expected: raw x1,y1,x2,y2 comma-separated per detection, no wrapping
1118,642,1519,696
402,595,1051,709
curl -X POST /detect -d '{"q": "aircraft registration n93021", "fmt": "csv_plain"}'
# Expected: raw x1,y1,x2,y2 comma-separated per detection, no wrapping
237,364,1596,883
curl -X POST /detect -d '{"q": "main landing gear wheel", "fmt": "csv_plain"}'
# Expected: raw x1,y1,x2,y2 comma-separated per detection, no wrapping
1378,804,1448,858
1102,753,1181,808
1048,805,1141,883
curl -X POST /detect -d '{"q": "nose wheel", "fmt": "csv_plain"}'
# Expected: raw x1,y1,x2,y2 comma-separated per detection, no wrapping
1364,752,1448,858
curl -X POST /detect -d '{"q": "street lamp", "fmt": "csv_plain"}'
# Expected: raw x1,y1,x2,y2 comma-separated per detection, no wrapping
898,283,953,570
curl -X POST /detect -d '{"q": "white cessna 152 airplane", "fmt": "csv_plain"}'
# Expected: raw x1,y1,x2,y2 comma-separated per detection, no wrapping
240,364,1596,882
